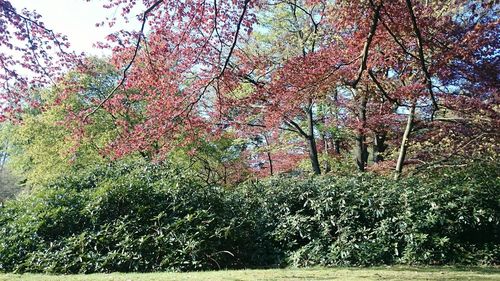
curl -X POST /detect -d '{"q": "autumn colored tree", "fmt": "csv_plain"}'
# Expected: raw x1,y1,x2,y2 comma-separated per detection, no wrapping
216,0,334,175
0,0,81,121
410,0,499,172
1,0,498,179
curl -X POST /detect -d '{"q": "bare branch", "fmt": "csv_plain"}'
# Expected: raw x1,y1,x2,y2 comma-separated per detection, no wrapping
285,118,309,138
24,20,56,86
379,16,419,60
218,0,250,77
367,69,400,105
405,0,439,112
2,6,71,57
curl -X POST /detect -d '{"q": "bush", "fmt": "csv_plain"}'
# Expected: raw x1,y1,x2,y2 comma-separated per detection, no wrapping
0,161,274,273
251,163,499,266
0,187,88,272
0,161,497,273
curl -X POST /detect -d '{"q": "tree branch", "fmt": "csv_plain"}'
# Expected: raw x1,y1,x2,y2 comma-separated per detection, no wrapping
379,16,419,60
2,5,71,57
352,2,382,88
368,69,400,105
285,118,309,138
218,0,250,77
85,0,164,120
405,0,438,112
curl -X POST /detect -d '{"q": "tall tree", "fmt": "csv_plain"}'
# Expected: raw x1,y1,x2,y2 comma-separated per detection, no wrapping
1,0,497,179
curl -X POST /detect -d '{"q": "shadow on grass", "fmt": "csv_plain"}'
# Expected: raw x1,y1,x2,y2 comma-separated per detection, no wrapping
357,266,500,275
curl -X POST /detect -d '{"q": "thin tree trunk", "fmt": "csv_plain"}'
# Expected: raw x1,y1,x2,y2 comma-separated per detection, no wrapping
332,90,341,155
0,140,8,171
355,94,369,171
394,102,417,180
307,99,321,175
266,152,274,176
0,152,6,171
263,135,274,176
333,139,341,154
223,165,227,185
264,134,274,176
372,133,379,163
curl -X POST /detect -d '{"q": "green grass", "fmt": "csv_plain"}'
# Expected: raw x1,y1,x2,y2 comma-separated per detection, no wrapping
1,267,499,281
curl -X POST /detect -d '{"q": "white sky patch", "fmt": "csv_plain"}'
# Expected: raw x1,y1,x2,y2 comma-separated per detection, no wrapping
14,0,146,56
0,0,149,114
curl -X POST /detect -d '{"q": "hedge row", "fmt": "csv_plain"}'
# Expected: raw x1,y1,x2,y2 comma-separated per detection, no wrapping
0,162,498,273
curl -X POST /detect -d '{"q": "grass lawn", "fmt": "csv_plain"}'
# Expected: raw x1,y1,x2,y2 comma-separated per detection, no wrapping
1,267,499,281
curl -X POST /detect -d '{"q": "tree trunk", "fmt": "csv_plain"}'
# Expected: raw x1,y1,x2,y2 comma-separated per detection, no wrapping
223,165,227,185
0,140,8,171
333,139,341,154
332,90,341,155
323,134,331,173
355,94,369,171
372,132,387,163
267,151,274,176
394,102,416,180
264,135,274,176
0,152,6,171
307,99,321,175
307,136,321,175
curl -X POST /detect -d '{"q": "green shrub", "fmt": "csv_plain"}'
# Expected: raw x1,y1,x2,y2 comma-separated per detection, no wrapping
0,188,88,272
0,161,273,273
252,163,499,266
0,161,497,273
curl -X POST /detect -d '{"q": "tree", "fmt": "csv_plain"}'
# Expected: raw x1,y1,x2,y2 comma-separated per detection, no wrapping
218,0,332,175
3,59,121,186
1,0,498,180
0,0,79,121
169,133,250,186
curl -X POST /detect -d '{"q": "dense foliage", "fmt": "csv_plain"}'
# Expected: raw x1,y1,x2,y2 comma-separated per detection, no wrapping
0,0,498,274
0,161,497,273
0,160,278,273
1,0,498,179
259,164,499,266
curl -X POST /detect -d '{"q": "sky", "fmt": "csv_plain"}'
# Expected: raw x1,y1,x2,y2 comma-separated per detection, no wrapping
0,1,147,113
14,0,142,56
